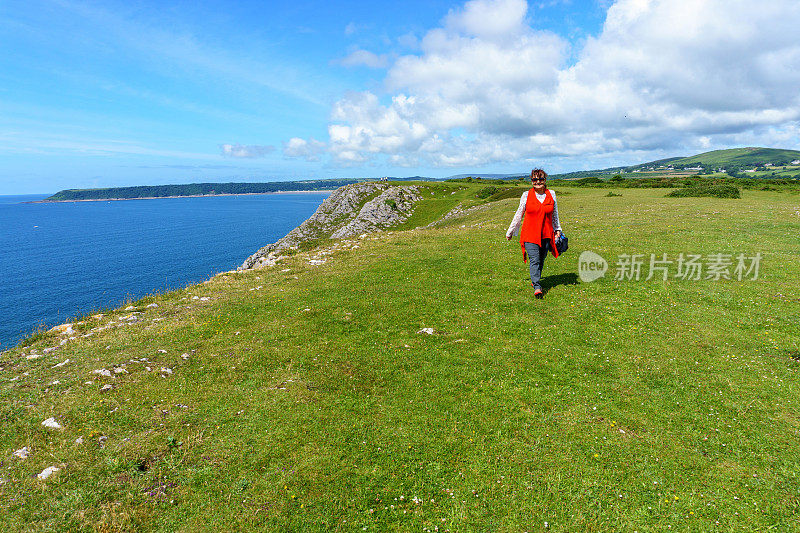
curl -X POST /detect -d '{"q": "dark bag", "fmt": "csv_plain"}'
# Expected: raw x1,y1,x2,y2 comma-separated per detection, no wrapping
555,232,568,254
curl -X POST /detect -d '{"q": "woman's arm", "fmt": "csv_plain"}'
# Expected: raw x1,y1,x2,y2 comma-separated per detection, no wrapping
551,190,563,233
506,191,527,239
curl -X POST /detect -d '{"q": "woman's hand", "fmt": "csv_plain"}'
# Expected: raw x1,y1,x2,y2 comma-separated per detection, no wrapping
554,230,561,240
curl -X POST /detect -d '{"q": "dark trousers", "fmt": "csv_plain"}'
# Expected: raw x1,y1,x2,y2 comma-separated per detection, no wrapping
524,240,550,291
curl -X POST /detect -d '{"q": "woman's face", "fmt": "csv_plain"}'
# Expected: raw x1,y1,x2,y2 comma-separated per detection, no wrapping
532,175,546,191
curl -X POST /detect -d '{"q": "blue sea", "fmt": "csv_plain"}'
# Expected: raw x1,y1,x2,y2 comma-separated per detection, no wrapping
0,192,329,349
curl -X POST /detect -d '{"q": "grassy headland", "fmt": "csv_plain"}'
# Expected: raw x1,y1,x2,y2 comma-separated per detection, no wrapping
2,183,799,531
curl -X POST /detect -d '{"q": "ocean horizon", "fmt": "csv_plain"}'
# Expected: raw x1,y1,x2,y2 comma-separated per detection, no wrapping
0,192,329,349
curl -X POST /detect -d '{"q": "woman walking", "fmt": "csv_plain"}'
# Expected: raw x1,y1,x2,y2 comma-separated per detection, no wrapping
506,169,563,298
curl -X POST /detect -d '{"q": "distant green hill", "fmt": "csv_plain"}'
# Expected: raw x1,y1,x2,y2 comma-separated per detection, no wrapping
673,147,800,166
629,147,800,171
541,147,800,180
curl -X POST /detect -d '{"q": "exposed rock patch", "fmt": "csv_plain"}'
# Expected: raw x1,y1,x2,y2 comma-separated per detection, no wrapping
240,183,421,270
331,186,420,238
420,203,492,229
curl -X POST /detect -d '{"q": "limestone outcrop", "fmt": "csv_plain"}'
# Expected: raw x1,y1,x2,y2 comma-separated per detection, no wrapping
240,183,421,270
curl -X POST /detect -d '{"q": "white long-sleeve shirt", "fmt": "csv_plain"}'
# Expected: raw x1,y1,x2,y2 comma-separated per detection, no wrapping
506,190,562,238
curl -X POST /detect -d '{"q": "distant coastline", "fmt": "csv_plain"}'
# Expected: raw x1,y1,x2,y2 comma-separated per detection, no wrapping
38,179,368,203
30,190,334,204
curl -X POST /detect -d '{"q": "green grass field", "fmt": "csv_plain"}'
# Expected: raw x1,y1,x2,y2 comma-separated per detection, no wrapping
2,186,799,531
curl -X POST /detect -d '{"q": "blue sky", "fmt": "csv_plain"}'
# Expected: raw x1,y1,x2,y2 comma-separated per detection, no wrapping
2,0,799,194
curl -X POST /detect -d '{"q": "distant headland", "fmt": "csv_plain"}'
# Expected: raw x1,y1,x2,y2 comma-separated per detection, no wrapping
38,179,375,202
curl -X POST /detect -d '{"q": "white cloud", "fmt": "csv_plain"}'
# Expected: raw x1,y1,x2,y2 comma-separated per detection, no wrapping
317,0,800,167
444,0,529,40
397,32,419,50
220,144,275,158
339,49,390,69
282,137,326,161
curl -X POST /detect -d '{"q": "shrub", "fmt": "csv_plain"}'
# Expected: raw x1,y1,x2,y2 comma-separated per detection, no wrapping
475,186,499,199
487,187,526,201
605,191,622,197
610,175,624,182
666,185,741,198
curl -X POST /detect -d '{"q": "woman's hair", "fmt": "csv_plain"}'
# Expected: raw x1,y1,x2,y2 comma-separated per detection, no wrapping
531,168,547,181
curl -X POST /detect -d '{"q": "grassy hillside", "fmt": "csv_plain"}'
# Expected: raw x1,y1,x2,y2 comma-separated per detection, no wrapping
2,185,799,531
627,147,800,172
546,147,800,180
674,147,800,166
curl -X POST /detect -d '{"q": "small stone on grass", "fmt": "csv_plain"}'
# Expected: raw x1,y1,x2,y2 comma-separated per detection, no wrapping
13,447,30,460
41,417,62,429
37,466,60,480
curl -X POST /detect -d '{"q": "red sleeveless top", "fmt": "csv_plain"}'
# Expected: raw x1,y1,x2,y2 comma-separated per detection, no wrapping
519,188,559,262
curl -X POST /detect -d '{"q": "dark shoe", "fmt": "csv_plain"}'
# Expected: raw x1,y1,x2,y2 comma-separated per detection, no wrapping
534,289,543,299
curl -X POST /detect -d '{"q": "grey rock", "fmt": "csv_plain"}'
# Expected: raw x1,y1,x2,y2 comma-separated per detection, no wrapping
37,466,60,480
41,417,62,429
48,323,73,335
13,447,30,460
331,186,420,239
241,183,421,270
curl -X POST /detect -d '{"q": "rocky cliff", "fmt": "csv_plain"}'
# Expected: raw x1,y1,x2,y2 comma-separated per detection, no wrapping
240,182,421,270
